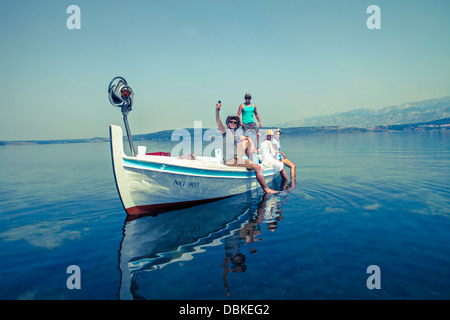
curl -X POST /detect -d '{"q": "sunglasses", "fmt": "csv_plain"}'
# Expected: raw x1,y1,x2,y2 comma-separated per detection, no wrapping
229,120,238,124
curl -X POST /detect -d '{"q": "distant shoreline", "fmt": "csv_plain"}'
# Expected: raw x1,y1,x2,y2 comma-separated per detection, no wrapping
1,118,449,146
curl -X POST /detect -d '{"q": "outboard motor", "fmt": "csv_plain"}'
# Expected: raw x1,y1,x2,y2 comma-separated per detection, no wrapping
108,77,136,156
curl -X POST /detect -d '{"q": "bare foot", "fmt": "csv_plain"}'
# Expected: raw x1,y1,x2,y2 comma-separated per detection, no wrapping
264,188,278,195
290,178,296,188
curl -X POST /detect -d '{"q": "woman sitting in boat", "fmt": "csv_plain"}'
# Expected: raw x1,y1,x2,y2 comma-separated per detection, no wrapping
216,102,277,195
261,129,288,181
273,129,296,180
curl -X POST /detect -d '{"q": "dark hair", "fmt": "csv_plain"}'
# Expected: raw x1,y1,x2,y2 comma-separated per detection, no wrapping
226,116,240,128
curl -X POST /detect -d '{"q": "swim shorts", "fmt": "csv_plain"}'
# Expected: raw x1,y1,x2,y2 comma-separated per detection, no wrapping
225,157,256,170
242,122,260,136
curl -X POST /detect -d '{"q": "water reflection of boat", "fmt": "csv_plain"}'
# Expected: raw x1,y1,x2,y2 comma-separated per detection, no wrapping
118,190,288,300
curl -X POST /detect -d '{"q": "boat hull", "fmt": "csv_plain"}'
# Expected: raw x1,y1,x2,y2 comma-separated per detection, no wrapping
110,125,278,215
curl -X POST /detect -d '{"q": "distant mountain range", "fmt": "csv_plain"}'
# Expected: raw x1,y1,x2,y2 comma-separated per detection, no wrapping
278,117,450,135
2,117,449,146
2,97,449,146
279,96,450,128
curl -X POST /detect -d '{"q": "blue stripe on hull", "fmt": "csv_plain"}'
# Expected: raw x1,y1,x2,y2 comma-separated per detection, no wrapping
123,158,275,178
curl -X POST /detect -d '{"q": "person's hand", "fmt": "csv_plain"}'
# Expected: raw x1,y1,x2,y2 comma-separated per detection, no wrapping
216,102,222,110
258,121,262,128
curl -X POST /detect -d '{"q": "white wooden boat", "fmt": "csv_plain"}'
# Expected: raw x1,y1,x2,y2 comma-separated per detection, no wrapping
110,125,278,215
108,77,279,216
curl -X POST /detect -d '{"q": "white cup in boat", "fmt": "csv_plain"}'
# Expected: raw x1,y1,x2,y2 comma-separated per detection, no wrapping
137,146,147,157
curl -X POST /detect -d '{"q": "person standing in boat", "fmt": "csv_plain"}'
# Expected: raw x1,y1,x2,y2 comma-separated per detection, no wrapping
216,102,277,195
237,93,262,153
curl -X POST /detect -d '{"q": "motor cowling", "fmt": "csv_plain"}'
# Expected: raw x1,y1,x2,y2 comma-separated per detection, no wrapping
108,77,134,114
108,76,136,156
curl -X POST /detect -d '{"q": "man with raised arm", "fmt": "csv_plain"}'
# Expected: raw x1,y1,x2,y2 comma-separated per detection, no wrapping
216,102,277,195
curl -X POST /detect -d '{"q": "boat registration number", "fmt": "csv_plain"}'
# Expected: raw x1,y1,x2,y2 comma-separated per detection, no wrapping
173,180,200,188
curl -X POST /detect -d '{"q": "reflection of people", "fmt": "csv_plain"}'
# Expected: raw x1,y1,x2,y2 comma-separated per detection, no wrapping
237,93,262,152
274,129,296,181
221,192,286,296
261,129,289,181
222,230,248,296
216,102,277,195
263,194,284,232
256,193,285,232
222,254,247,296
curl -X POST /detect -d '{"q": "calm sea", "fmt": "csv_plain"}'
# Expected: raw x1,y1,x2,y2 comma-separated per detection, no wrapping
0,131,449,300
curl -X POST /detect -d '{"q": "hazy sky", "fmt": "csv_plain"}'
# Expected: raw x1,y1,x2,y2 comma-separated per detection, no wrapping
1,0,449,140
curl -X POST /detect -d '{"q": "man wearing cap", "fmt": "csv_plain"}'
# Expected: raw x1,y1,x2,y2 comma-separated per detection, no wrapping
237,93,262,152
216,102,277,195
